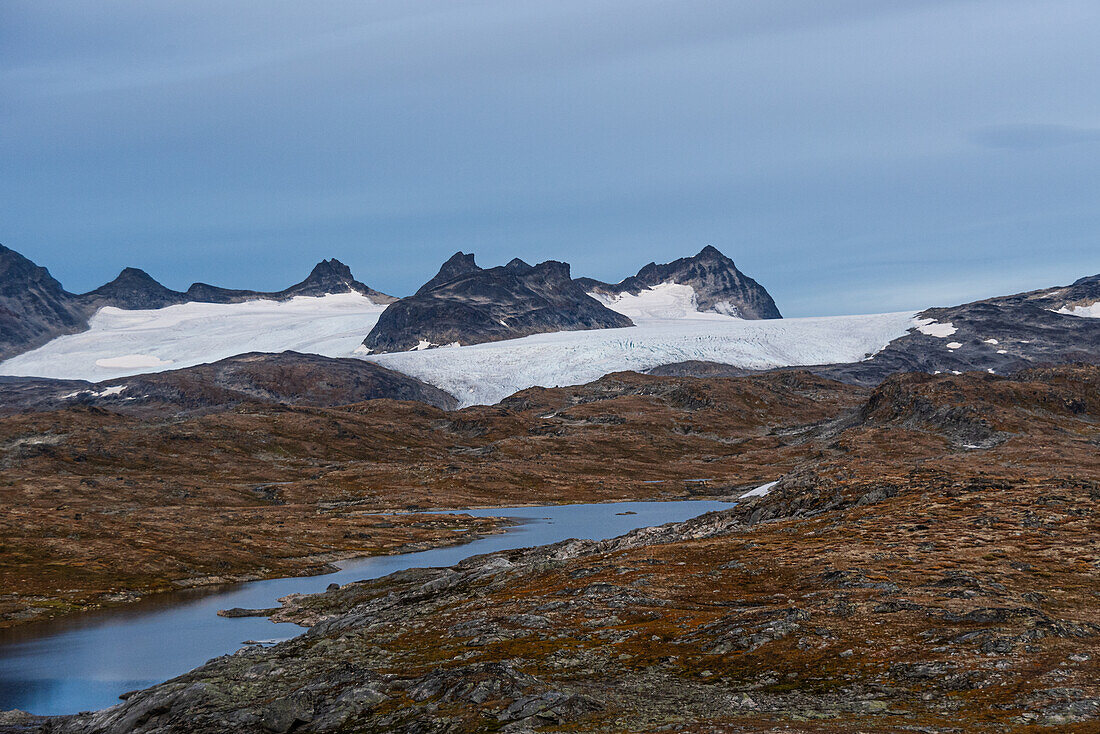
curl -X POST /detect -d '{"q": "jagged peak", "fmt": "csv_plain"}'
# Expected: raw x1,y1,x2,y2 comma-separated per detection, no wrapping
695,244,729,261
303,258,355,281
417,252,482,294
442,251,478,270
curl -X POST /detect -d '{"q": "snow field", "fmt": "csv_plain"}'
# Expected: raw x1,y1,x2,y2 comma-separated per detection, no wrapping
0,294,387,381
0,284,919,408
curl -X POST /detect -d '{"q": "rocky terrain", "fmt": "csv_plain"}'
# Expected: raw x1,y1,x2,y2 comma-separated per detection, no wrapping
578,245,782,319
7,364,1097,733
0,246,89,361
0,351,457,416
650,273,1100,385
361,253,632,353
0,369,860,629
0,246,393,360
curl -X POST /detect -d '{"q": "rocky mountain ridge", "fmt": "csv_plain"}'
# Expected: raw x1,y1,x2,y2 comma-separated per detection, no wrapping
0,246,393,360
0,351,456,416
649,272,1100,384
362,245,782,353
361,253,633,353
578,245,782,319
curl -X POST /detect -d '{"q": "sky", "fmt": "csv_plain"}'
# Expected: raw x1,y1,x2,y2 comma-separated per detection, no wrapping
2,0,1098,316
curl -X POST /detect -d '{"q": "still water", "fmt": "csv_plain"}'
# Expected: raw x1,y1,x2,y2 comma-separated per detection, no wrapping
0,499,730,715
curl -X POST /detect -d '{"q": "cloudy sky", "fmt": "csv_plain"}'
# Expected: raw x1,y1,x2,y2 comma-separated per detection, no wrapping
2,1,1098,315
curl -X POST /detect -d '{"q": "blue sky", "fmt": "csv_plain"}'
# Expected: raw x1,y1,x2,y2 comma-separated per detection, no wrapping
2,1,1098,316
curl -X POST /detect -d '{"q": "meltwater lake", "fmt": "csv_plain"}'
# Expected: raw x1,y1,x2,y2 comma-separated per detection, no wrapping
0,499,731,715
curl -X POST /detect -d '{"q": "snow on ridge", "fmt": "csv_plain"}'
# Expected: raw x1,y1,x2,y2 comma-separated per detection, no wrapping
589,282,735,321
0,293,387,381
1055,301,1100,318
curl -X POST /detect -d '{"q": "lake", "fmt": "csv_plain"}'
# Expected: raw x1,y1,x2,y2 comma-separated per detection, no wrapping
0,499,731,715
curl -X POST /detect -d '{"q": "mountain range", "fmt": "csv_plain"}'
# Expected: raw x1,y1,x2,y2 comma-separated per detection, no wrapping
2,242,1098,412
1,244,779,360
0,245,394,360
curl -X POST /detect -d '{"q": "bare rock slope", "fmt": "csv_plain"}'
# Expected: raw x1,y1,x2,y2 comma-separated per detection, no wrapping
361,253,632,353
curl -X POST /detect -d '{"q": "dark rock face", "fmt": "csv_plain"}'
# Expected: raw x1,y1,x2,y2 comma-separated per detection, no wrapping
647,274,1100,386
578,245,782,319
811,273,1100,385
362,253,633,353
0,351,457,415
281,259,394,302
80,268,187,311
0,245,393,360
0,245,87,360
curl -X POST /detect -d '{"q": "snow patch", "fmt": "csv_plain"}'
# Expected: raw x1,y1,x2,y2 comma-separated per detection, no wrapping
914,319,957,338
739,480,778,499
997,349,1008,354
983,338,999,345
61,384,128,400
946,342,963,349
590,283,736,322
1056,301,1100,318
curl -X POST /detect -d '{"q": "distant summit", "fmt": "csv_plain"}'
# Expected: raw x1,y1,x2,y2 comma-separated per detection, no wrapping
578,245,782,320
362,252,632,353
82,267,185,311
185,258,396,304
0,245,393,360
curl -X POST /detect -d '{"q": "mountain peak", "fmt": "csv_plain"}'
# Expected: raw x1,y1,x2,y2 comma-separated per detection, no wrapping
282,258,395,302
364,252,631,353
82,266,184,310
416,252,482,295
0,244,69,297
305,258,355,282
0,245,87,360
584,245,781,320
113,267,165,285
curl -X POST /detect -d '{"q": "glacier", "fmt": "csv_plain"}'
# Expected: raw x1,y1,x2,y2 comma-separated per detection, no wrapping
0,286,919,407
369,310,917,406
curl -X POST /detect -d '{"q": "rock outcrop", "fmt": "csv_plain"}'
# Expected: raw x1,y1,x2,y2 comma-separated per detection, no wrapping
0,351,457,415
648,273,1100,385
0,245,88,360
578,245,782,319
362,253,632,353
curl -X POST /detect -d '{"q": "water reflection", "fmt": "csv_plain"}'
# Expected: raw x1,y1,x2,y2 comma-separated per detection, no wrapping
0,500,730,715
